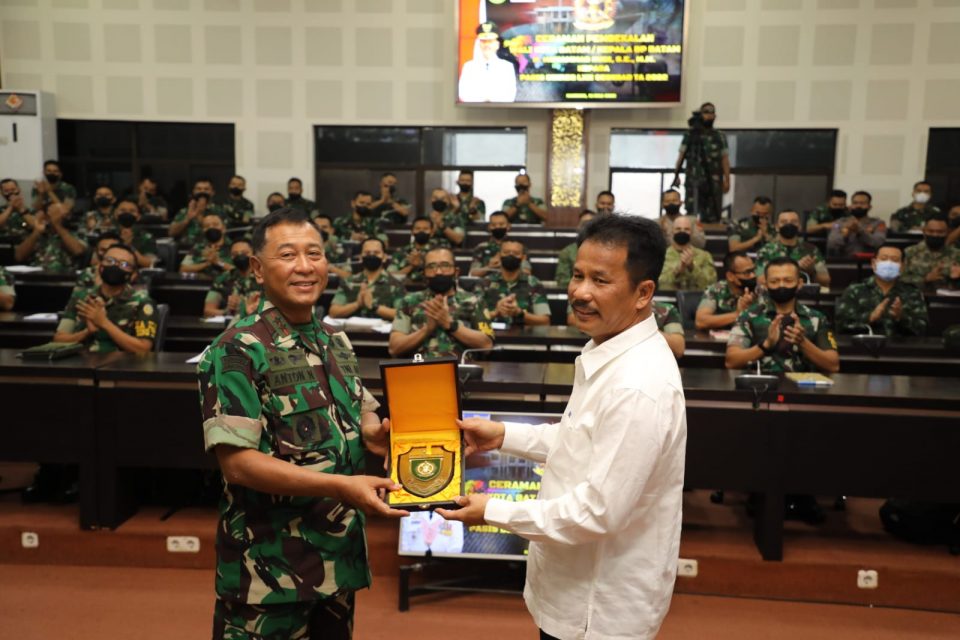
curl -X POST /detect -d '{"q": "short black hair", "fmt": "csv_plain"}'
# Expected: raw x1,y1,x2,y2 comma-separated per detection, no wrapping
852,190,872,203
96,230,122,245
43,160,60,170
1,178,18,190
116,198,140,211
875,243,903,257
924,214,948,226
753,196,773,206
458,169,474,178
193,178,213,188
913,180,931,190
287,177,302,187
313,212,334,225
412,215,433,229
723,251,750,274
104,242,138,268
764,256,800,278
700,101,715,111
489,211,508,222
578,214,666,288
662,188,680,198
501,239,526,253
361,237,387,253
353,190,372,200
775,209,800,224
267,191,285,201
251,207,321,254
381,172,396,180
596,190,615,201
94,184,114,194
231,174,246,183
829,189,847,199
231,238,253,250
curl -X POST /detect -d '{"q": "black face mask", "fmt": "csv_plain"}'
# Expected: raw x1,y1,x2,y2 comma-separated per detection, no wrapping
752,215,761,226
362,255,383,271
228,187,244,197
193,192,210,201
768,286,798,304
355,206,372,217
515,185,528,194
457,183,471,193
431,200,447,213
850,207,868,219
949,217,960,229
116,212,137,228
45,173,60,184
100,265,130,286
388,185,397,196
703,120,715,129
673,231,691,245
663,204,681,216
413,231,432,245
925,235,946,251
427,274,455,295
95,197,113,208
829,207,847,219
204,228,223,243
232,254,250,271
288,193,302,201
268,202,283,213
491,227,508,240
739,277,757,292
500,255,522,272
320,229,330,242
778,223,799,240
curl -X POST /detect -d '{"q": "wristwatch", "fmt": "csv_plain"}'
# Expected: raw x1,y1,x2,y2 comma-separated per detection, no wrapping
760,340,775,356
447,319,460,333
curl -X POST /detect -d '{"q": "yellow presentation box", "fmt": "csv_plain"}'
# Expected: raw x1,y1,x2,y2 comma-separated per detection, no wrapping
380,355,464,510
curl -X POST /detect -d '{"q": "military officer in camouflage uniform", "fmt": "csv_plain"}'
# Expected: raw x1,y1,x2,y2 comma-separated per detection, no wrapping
31,160,77,214
756,210,830,288
284,177,318,217
827,190,887,257
204,239,261,318
333,191,388,245
83,185,117,233
835,244,928,336
429,187,467,247
672,102,730,223
0,178,34,240
53,243,157,353
329,238,405,321
112,199,158,268
390,247,495,359
659,216,717,291
179,212,233,278
0,265,15,311
947,204,960,248
389,217,450,284
479,240,551,327
312,214,351,280
901,217,960,289
695,251,758,331
452,170,486,223
13,202,87,274
197,208,407,639
555,210,595,287
221,175,255,229
370,172,411,224
889,181,940,232
469,211,530,277
728,196,775,252
726,257,839,374
169,179,222,247
501,173,547,224
659,189,706,249
136,177,168,221
74,231,122,293
806,190,848,236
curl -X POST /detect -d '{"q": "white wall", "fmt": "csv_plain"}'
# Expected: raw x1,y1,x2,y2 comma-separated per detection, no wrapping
1,0,959,216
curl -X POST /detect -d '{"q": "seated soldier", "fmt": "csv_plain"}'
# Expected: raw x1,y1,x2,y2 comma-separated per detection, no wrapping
725,257,839,375
827,190,887,257
695,251,758,331
389,246,494,358
313,213,351,279
469,211,530,277
659,215,717,291
14,202,87,273
948,203,960,248
835,244,928,337
329,238,405,321
806,189,848,236
221,175,254,229
83,185,116,233
136,177,168,221
728,196,775,252
179,212,232,277
389,216,450,284
479,240,551,327
0,178,34,240
659,189,706,249
452,169,486,223
0,265,15,311
75,230,122,292
888,181,940,233
113,199,157,268
901,216,960,289
501,173,547,224
555,209,594,288
203,239,261,318
428,187,466,247
370,172,411,224
264,191,285,215
169,179,221,247
333,190,388,244
53,242,157,353
756,209,830,288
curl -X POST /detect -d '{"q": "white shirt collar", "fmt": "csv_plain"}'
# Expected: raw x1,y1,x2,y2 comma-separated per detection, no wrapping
579,314,658,381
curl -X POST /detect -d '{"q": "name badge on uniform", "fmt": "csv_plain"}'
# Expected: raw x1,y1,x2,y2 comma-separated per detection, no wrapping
266,350,315,388
328,334,361,378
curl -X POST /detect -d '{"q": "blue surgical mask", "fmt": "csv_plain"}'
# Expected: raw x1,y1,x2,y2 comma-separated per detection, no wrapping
874,260,900,282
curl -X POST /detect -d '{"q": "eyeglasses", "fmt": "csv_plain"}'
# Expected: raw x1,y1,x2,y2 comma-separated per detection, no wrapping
101,256,135,271
424,261,455,271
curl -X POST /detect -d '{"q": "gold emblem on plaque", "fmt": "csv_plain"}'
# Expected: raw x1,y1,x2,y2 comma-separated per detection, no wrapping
397,446,456,498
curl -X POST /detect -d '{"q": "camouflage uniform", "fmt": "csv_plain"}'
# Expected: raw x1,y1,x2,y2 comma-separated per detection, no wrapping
453,193,486,223
171,202,225,247
653,301,683,335
555,242,577,288
205,269,261,312
501,195,546,225
901,242,960,288
392,288,495,358
889,203,940,233
0,208,34,242
56,284,158,352
372,197,410,225
697,280,741,316
388,238,450,284
181,243,234,278
140,193,168,220
285,197,318,217
31,181,77,209
433,209,468,247
221,197,255,228
835,276,928,337
323,237,350,270
659,246,718,291
826,215,887,257
727,300,838,373
469,239,532,276
0,266,15,304
84,208,115,234
806,204,846,233
660,214,707,249
478,271,551,327
24,227,87,274
332,213,387,244
197,302,378,631
74,266,98,294
213,592,355,640
680,129,727,223
755,240,829,283
330,270,405,318
728,216,776,249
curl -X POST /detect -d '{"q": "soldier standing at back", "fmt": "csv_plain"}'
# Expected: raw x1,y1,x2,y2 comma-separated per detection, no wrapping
672,102,730,223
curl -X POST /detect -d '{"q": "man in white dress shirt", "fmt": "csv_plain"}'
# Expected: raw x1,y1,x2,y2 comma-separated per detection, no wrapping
439,215,687,640
458,22,518,103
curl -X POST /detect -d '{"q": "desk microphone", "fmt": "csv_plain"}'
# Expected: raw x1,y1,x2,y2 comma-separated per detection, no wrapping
850,324,887,358
459,346,502,382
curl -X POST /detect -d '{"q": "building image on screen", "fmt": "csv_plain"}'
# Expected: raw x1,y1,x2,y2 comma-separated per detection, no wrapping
457,0,686,107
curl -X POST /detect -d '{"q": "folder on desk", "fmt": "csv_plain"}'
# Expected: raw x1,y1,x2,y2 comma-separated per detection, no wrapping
19,342,84,361
785,372,834,387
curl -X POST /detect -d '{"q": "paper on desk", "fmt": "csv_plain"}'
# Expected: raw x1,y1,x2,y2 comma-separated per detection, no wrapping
935,288,960,297
4,265,44,274
185,346,210,364
491,322,508,331
322,315,393,333
203,315,232,323
23,313,59,321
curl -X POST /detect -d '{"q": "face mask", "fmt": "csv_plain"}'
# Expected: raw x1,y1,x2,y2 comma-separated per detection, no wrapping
673,231,691,245
268,202,283,213
925,235,946,251
204,228,223,243
388,185,397,196
874,260,900,282
491,227,508,240
778,223,799,240
45,173,60,184
100,265,130,286
431,200,447,213
914,192,931,205
413,231,431,245
361,255,383,271
829,207,847,219
288,193,302,201
500,255,522,272
739,277,757,292
703,120,715,129
232,254,251,271
768,286,798,304
949,217,960,229
752,214,761,226
457,183,471,193
95,196,113,208
116,212,137,228
355,206,372,217
427,274,454,295
515,185,528,194
229,187,244,197
851,207,868,219
320,229,330,242
663,204,681,216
